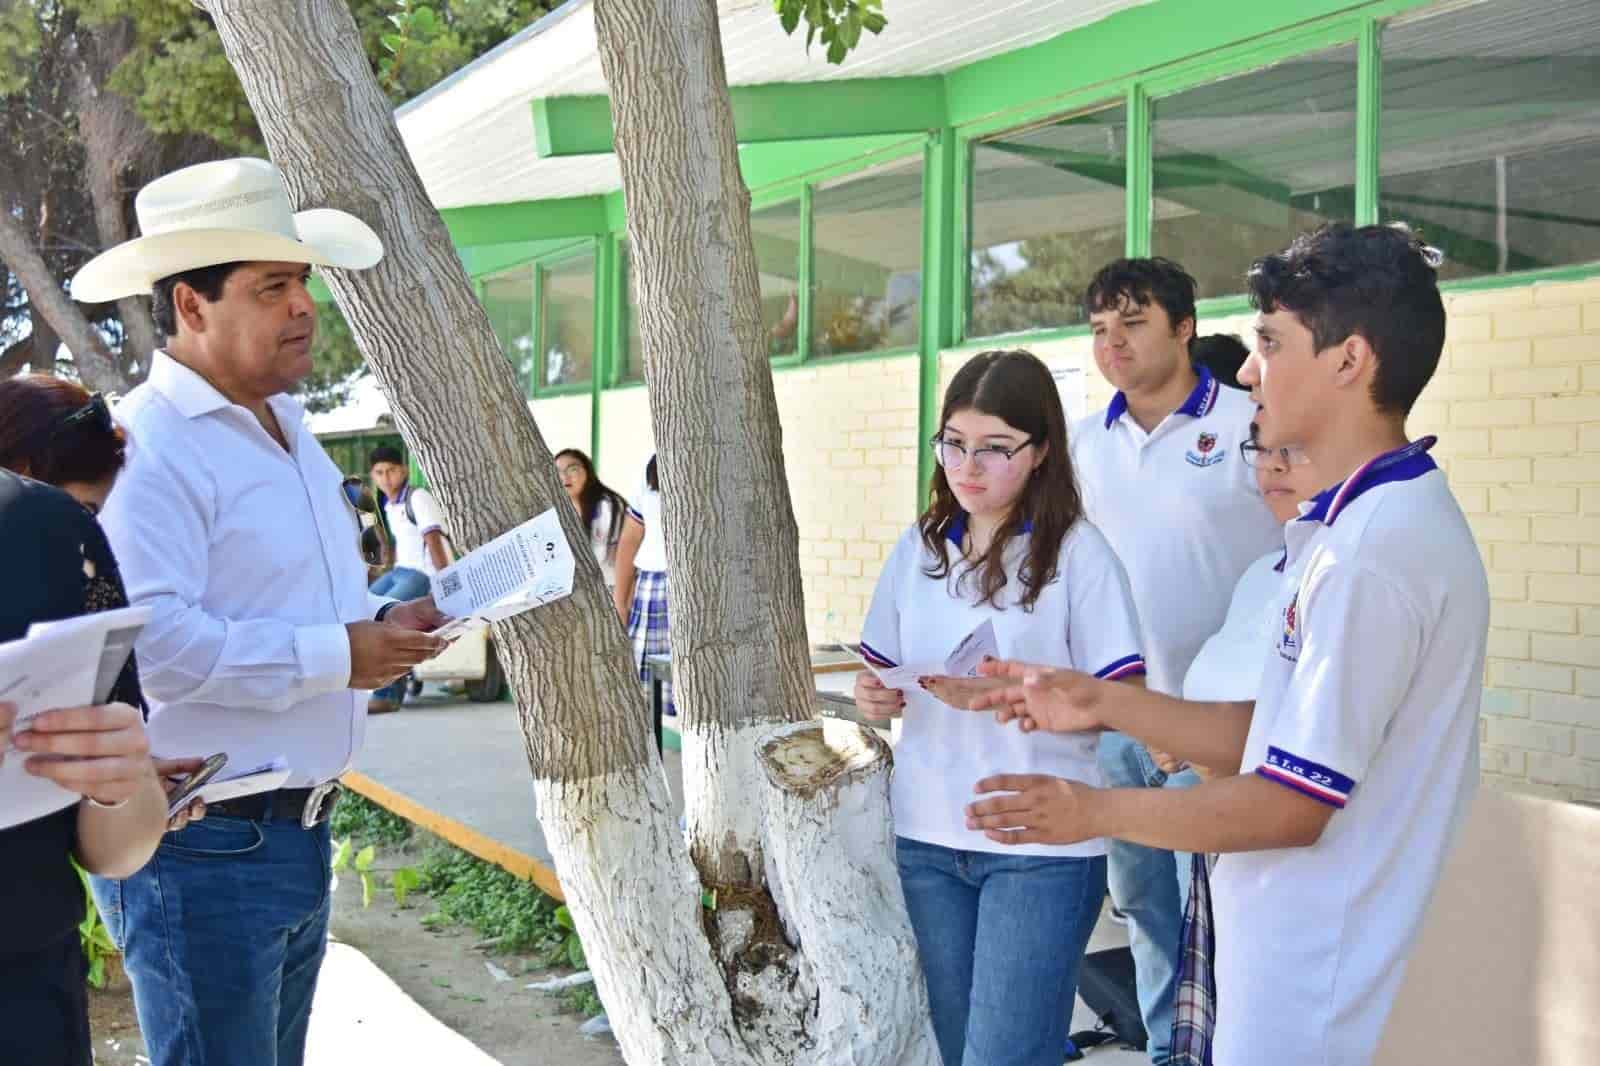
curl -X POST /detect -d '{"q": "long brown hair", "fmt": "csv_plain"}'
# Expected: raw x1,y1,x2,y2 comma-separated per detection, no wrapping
919,350,1083,611
555,447,628,549
0,374,127,487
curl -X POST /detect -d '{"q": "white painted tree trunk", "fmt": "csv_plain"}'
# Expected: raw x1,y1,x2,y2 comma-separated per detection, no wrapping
202,0,934,1060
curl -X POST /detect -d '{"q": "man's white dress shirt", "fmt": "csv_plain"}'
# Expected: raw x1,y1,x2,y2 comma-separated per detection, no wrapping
103,351,387,788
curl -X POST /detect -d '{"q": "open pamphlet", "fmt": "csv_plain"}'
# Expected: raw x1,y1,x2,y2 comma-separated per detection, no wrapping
0,606,150,830
838,619,999,690
429,507,576,641
166,756,291,819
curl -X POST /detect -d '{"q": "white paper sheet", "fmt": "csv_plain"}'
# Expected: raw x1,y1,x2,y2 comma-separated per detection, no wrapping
0,606,149,830
838,618,1000,691
430,508,575,639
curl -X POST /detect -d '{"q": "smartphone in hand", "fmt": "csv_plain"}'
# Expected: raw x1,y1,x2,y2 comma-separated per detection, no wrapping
164,752,227,818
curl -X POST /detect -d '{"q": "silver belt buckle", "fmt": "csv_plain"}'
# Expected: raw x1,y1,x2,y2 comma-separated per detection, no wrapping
302,781,340,829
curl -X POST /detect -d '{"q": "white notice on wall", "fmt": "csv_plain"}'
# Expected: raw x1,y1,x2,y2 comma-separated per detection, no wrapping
1051,365,1087,423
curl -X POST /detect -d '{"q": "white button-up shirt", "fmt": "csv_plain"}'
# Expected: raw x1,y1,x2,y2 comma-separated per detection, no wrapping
103,351,387,788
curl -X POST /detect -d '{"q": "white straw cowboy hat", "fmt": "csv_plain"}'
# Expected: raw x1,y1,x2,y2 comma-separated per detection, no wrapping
71,157,384,303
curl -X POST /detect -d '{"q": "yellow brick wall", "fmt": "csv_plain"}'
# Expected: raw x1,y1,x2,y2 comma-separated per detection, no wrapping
530,393,592,462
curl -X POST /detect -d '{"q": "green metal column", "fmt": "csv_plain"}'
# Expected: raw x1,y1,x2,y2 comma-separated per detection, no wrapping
590,236,614,464
917,128,959,510
1355,18,1382,226
1125,83,1152,257
796,183,815,362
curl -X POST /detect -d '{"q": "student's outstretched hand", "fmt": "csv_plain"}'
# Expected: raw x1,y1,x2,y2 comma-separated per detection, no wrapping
965,774,1097,846
917,675,1016,712
965,659,1106,734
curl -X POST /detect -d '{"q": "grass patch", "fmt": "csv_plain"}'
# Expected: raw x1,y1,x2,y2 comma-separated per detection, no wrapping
330,790,415,847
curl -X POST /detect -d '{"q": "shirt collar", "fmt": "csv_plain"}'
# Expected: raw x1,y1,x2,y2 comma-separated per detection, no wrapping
147,349,307,429
945,511,1032,546
1102,365,1219,429
1298,436,1439,527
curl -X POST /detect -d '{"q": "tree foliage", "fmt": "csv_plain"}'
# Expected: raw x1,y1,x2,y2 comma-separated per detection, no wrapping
774,0,886,65
0,0,549,403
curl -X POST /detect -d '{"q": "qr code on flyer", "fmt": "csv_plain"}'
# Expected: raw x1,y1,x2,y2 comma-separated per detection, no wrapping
439,572,463,598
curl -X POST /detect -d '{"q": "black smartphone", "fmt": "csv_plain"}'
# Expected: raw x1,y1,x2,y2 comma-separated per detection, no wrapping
164,752,228,817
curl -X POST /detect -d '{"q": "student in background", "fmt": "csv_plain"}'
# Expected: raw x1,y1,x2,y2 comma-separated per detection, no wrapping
555,448,629,590
366,445,450,714
1068,257,1279,1065
613,455,673,715
855,350,1146,1066
1191,333,1250,391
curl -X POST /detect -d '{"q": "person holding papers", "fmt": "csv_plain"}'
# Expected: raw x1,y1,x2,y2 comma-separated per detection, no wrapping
852,350,1146,1066
957,225,1488,1066
69,157,448,1066
0,468,172,1066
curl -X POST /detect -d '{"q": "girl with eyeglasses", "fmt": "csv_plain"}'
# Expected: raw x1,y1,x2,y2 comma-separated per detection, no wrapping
853,349,1147,1066
0,374,206,1066
554,448,629,590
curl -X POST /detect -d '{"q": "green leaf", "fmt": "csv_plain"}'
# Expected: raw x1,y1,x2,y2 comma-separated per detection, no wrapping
826,36,847,64
410,6,438,32
566,934,586,970
553,905,574,931
700,889,718,910
388,13,407,28
360,871,375,909
355,845,377,873
332,838,353,872
393,866,422,908
777,1,801,35
862,10,887,34
381,33,405,54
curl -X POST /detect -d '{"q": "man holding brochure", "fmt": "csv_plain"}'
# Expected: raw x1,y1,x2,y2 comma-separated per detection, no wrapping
71,158,448,1066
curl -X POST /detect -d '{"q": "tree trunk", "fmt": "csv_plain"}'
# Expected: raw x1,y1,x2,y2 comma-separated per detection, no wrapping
74,25,163,377
200,0,933,1061
591,0,816,894
0,205,123,390
30,308,61,375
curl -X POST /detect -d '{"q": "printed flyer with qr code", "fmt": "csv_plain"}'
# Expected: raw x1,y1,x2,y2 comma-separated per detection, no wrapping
428,507,576,639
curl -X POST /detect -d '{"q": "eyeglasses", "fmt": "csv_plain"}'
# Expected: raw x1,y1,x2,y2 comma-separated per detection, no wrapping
54,394,114,439
341,477,387,566
1240,440,1312,469
930,435,1037,473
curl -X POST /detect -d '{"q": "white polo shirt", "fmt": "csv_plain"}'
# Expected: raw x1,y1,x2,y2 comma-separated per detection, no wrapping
1070,368,1279,696
383,483,445,576
861,516,1145,858
627,469,667,573
1181,549,1304,703
1211,438,1488,1066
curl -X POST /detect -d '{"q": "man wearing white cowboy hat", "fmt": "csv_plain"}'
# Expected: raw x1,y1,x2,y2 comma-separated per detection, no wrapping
75,157,449,1066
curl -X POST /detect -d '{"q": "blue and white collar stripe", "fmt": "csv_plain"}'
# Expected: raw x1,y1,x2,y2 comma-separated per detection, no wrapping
1103,366,1219,429
1298,437,1438,527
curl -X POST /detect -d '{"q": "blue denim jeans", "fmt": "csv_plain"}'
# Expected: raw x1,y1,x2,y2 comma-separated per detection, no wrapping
1098,731,1201,1065
896,836,1107,1066
91,814,333,1066
369,566,431,703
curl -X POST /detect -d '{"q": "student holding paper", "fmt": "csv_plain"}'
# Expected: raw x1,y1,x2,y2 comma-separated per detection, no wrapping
853,349,1146,1066
0,469,173,1066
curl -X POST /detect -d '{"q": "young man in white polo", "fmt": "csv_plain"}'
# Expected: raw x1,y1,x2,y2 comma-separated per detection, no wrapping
965,223,1488,1066
1069,257,1279,1064
367,444,451,713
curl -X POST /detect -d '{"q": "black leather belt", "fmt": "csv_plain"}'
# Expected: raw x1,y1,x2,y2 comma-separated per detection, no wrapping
207,782,340,829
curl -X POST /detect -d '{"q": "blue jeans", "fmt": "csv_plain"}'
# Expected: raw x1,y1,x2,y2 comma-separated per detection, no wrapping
368,566,431,703
896,837,1107,1066
1098,732,1201,1065
91,815,333,1066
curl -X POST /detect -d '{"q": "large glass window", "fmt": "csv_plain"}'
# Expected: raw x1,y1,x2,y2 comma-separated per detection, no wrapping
1378,0,1600,281
811,158,923,357
481,262,535,394
968,104,1127,338
540,251,595,390
1151,43,1359,300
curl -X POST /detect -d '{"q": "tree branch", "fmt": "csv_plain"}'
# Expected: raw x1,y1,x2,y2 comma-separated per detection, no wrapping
0,205,126,392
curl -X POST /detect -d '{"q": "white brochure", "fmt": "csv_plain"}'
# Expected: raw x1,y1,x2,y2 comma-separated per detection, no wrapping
839,619,999,691
430,507,576,640
0,606,150,830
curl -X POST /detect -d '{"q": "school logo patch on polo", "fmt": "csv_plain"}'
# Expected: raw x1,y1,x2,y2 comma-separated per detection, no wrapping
1186,431,1224,468
1277,592,1301,662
